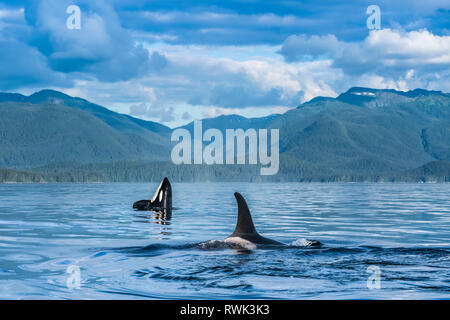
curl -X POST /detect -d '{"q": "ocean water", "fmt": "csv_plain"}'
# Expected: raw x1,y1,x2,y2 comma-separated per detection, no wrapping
0,182,449,299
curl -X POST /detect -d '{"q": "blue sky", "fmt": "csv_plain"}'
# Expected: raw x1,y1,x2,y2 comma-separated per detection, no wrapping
0,0,449,127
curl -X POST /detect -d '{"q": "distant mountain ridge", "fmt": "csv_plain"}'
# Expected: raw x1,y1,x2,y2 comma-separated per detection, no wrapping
0,90,172,168
1,89,172,137
0,87,449,182
335,87,449,108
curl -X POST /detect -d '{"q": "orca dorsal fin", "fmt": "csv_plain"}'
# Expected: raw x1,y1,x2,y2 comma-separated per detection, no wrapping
231,192,257,235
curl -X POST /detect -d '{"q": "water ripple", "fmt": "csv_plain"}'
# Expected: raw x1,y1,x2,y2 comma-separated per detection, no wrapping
0,183,449,299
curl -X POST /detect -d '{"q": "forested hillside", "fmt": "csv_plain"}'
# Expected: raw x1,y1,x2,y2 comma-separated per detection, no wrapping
0,87,449,182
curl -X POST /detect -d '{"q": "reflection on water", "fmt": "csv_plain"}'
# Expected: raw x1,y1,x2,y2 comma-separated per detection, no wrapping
0,182,449,299
133,208,172,226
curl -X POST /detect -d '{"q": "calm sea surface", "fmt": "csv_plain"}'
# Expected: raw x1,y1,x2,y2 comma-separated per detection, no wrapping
0,183,449,299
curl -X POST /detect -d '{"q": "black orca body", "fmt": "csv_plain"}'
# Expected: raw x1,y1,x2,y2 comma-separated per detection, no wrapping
133,177,172,211
225,192,321,248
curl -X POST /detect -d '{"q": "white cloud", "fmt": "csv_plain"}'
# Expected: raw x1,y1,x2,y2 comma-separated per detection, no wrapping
129,103,175,123
202,107,242,118
11,26,450,128
140,11,306,28
281,29,450,75
25,0,153,81
280,28,450,93
152,45,341,107
279,34,340,62
364,29,450,64
0,7,24,20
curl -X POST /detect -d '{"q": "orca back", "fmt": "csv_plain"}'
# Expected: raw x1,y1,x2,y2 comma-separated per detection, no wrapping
133,177,172,211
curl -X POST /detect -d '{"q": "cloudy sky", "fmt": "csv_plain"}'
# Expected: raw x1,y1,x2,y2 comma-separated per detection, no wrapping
0,0,449,127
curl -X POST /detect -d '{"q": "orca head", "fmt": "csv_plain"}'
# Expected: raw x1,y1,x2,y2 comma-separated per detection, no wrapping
226,192,282,246
132,177,172,211
150,177,172,209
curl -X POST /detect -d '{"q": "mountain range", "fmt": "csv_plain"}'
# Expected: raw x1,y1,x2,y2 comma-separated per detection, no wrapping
0,87,449,182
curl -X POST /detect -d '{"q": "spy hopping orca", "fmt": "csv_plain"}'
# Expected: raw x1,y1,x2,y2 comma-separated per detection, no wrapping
225,192,321,248
133,177,172,211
